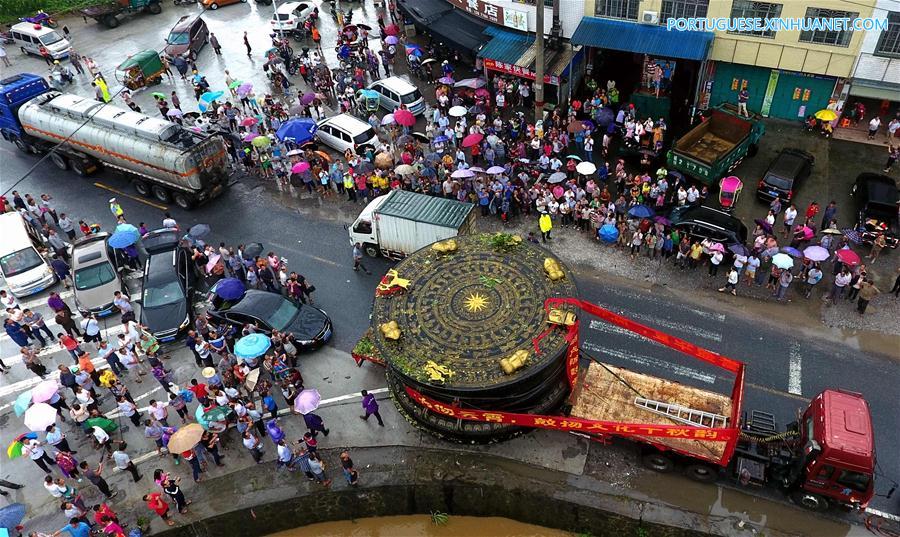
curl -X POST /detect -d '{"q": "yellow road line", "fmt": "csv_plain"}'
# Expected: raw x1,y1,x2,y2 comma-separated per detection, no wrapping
746,381,811,402
93,182,168,211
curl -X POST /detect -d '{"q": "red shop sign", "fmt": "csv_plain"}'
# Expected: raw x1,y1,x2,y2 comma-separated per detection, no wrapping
483,58,559,85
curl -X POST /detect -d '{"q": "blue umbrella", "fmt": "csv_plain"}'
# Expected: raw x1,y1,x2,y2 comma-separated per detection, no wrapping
598,224,619,243
627,205,655,219
420,167,436,177
358,89,379,100
0,503,26,530
108,229,140,249
234,333,271,360
13,391,32,417
781,246,804,258
593,106,615,127
276,118,318,144
215,278,246,301
200,91,224,103
433,135,449,144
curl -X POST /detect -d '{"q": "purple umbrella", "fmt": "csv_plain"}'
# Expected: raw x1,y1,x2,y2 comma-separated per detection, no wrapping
653,216,671,226
300,93,316,105
754,218,773,233
438,76,455,85
728,243,749,256
384,35,399,45
802,245,829,261
236,82,253,97
242,133,256,142
293,389,321,414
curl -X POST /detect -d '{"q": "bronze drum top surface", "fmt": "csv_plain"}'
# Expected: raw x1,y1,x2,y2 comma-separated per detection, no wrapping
371,234,578,390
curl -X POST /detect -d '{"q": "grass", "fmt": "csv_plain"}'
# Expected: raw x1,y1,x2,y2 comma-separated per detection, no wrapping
0,0,100,25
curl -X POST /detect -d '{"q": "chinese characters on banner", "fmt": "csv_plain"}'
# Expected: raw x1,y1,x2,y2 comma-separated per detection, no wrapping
447,0,528,32
405,386,738,444
483,58,560,85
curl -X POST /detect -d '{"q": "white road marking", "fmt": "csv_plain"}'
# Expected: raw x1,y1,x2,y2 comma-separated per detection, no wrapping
582,341,716,384
0,356,109,401
787,342,802,396
589,320,666,346
0,326,125,364
597,303,723,342
865,508,900,523
596,289,727,322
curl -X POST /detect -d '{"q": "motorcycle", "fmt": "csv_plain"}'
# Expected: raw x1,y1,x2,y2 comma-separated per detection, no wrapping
20,11,57,29
48,66,74,90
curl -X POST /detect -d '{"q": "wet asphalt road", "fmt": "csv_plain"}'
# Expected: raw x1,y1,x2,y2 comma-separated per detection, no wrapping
1,0,898,518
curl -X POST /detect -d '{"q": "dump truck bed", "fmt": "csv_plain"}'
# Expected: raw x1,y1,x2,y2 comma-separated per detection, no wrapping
570,361,733,463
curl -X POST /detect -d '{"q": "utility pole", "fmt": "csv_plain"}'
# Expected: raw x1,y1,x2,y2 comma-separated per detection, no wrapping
533,0,545,123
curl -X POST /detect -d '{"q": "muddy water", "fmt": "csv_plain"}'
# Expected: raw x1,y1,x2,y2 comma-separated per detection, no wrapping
266,515,571,537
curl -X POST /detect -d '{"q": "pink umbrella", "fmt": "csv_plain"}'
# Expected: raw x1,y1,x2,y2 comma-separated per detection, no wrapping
552,185,564,199
394,109,415,127
293,388,321,414
205,253,221,273
31,380,59,403
384,24,399,36
709,242,725,252
24,402,58,432
461,133,483,148
240,117,258,127
474,88,490,98
835,248,861,267
242,133,256,142
291,161,310,174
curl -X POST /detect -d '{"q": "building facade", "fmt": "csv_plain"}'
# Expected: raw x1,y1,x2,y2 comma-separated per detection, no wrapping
846,0,900,112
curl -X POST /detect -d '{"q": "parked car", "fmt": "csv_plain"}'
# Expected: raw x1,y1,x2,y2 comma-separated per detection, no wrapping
163,15,208,59
315,113,378,154
206,284,333,351
669,205,749,245
851,173,899,249
199,0,270,10
138,229,195,342
367,76,426,115
270,1,313,32
71,233,124,317
755,148,814,204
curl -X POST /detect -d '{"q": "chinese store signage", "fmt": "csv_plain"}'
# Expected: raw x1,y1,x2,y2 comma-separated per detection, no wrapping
483,58,560,85
447,0,529,32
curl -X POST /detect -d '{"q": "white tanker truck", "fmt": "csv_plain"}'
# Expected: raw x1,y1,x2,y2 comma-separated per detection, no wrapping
0,73,229,209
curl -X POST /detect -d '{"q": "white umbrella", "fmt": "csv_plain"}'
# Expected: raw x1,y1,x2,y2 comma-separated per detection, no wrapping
486,166,505,174
772,253,794,269
448,106,467,117
381,113,395,125
24,403,57,432
576,161,597,175
451,168,475,179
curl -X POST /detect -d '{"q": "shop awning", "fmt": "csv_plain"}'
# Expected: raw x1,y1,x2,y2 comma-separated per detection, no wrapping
399,0,489,54
848,79,900,102
397,0,449,24
570,17,713,61
477,27,534,65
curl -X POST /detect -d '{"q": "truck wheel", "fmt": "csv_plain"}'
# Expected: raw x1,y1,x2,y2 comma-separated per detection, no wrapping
70,159,93,177
148,2,162,13
151,185,171,203
791,490,829,512
12,136,33,154
684,463,717,483
174,193,195,210
642,453,674,473
364,244,380,258
103,15,119,28
133,180,151,197
747,143,759,157
50,152,68,170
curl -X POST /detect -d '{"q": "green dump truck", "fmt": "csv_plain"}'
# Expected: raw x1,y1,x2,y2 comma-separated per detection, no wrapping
666,104,765,187
81,0,162,29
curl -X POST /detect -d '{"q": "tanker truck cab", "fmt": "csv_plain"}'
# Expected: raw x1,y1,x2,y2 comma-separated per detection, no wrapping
793,390,875,511
349,194,391,258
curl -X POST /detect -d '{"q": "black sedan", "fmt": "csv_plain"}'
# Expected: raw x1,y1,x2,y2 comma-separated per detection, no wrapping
206,285,333,351
139,230,195,342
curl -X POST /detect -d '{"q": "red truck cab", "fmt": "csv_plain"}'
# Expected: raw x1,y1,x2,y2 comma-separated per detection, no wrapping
796,390,875,511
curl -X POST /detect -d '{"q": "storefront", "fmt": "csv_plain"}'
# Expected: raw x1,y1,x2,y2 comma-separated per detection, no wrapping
704,62,840,121
397,0,490,59
569,16,713,128
477,27,584,107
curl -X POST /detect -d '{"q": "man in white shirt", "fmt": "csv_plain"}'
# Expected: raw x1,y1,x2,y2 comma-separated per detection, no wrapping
686,185,700,205
24,439,56,473
276,440,295,470
113,291,133,315
162,212,178,229
149,399,169,427
782,204,797,237
81,314,101,344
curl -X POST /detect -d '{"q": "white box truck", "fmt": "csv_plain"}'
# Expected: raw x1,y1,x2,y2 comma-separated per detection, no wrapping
348,190,476,259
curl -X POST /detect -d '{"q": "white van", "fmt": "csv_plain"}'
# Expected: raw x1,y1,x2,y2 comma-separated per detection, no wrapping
10,22,72,60
367,76,426,115
315,114,379,154
0,212,56,297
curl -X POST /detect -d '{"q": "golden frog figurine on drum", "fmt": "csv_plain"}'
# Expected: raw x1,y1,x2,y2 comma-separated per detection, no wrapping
380,320,402,340
431,239,458,253
543,257,565,281
500,349,529,375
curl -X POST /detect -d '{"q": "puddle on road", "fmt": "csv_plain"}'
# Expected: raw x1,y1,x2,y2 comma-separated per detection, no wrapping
830,326,900,359
629,471,853,536
265,515,571,537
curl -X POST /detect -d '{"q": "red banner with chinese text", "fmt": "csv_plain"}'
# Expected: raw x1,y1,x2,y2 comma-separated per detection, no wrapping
482,59,560,86
405,386,738,443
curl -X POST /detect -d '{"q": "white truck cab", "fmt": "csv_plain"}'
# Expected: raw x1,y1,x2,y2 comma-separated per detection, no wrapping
349,194,391,258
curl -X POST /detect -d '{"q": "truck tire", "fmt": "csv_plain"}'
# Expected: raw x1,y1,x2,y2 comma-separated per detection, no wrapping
103,15,119,28
364,243,380,258
747,143,759,157
684,463,717,483
791,490,829,512
70,158,93,177
151,185,171,203
49,152,68,170
12,136,33,154
133,180,151,197
641,453,674,473
147,2,162,13
174,192,195,210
